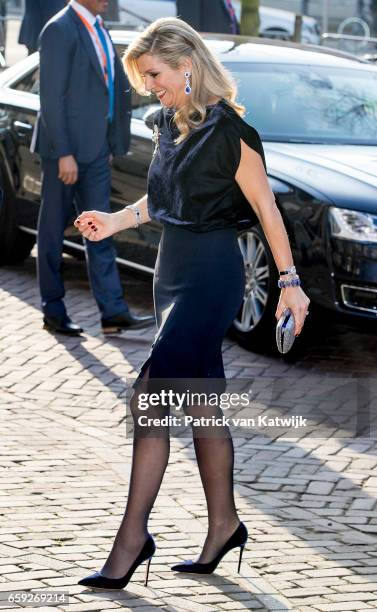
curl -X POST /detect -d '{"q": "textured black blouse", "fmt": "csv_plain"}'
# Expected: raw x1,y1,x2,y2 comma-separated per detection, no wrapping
147,98,267,232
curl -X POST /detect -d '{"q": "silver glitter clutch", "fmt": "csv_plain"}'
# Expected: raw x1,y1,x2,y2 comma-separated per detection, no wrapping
276,308,296,354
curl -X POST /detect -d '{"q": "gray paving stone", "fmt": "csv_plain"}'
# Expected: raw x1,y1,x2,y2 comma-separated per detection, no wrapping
1,256,377,611
314,603,374,611
306,481,335,495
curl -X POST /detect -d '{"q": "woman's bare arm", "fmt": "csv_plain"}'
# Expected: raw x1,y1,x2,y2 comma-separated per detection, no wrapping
74,194,150,241
113,194,150,232
235,139,310,335
236,140,294,272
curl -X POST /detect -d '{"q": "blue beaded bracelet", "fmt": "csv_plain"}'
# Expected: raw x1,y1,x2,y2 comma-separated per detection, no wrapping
278,277,301,289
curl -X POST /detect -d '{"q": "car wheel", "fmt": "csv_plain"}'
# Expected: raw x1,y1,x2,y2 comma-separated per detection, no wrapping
231,224,279,352
0,165,35,265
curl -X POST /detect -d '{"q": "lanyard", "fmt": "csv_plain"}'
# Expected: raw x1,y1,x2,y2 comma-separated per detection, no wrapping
74,10,109,84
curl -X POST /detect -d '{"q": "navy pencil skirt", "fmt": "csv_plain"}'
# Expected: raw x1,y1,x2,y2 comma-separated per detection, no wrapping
133,223,245,391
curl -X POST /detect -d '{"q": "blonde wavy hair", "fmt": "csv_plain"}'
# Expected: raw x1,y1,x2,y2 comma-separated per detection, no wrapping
123,17,245,143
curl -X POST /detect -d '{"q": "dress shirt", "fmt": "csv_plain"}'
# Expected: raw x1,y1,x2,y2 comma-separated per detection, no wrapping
69,0,114,81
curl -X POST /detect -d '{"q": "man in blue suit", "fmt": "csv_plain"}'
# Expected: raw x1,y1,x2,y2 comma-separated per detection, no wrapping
176,0,239,34
19,0,67,55
33,0,153,335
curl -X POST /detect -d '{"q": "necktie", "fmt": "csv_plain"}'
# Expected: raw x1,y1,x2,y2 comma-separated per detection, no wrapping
224,0,239,35
94,18,114,123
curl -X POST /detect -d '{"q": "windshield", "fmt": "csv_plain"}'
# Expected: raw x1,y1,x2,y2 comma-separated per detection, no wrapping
225,63,377,144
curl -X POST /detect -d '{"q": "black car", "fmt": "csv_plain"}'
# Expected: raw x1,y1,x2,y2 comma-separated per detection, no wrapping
0,33,377,350
0,0,5,58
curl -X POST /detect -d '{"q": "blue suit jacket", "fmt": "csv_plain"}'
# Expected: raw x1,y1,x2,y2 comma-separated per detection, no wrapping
33,6,131,163
176,0,238,34
18,0,66,52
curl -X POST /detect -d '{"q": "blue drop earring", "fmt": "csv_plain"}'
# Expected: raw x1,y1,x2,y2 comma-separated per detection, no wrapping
184,71,192,95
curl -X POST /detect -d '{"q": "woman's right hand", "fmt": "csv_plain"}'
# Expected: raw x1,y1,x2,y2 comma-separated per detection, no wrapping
74,210,118,241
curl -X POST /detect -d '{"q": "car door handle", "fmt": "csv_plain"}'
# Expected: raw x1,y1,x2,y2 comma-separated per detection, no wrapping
13,120,33,133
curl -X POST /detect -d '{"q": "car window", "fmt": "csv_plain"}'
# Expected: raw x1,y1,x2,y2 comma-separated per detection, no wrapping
10,67,40,95
226,62,377,144
115,42,158,119
131,91,159,120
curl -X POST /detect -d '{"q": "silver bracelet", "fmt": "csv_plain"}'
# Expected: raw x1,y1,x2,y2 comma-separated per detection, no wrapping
127,204,142,228
279,265,296,276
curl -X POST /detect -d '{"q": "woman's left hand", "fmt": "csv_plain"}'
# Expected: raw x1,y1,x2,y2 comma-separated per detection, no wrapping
275,286,311,337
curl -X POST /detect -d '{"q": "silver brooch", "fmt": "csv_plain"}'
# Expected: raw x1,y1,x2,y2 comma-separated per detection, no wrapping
152,124,162,156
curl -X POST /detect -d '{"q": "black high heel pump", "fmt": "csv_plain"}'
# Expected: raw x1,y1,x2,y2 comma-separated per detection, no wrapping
78,535,156,590
171,522,248,575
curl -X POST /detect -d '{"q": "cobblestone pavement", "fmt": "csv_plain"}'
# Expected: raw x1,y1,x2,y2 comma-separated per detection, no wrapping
1,252,377,612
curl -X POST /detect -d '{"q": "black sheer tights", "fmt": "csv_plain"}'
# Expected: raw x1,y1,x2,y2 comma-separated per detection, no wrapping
100,372,240,579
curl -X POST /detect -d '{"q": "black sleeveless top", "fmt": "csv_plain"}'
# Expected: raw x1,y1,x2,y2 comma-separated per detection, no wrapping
147,98,267,232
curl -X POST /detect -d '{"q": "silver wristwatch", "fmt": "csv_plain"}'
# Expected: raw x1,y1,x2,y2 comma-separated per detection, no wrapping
127,204,142,228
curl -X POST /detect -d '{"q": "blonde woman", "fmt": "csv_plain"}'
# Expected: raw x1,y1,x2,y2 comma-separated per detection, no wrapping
75,17,310,590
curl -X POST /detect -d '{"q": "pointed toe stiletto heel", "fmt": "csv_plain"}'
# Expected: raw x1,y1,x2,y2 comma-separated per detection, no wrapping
78,535,156,590
237,542,245,574
171,521,248,575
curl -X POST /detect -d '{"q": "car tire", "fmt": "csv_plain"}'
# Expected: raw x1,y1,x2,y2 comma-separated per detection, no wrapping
230,224,279,353
0,165,35,265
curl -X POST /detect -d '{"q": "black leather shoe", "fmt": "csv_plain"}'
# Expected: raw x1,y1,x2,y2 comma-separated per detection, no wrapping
78,534,156,590
171,522,248,575
43,315,83,336
101,311,155,333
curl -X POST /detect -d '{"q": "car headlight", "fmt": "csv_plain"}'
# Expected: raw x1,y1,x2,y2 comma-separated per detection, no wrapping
329,207,377,243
